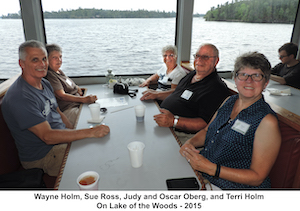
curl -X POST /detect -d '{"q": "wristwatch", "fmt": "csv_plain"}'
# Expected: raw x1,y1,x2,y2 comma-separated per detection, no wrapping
173,115,179,128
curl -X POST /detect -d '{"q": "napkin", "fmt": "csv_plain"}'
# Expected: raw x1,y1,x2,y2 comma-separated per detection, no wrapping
267,88,291,96
87,116,105,124
96,97,128,108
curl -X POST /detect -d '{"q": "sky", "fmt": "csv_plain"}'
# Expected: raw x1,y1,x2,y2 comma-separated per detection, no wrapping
0,0,231,16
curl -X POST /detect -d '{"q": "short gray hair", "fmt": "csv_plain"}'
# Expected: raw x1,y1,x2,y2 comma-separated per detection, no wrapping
233,52,271,81
19,40,47,61
46,43,62,56
162,45,178,57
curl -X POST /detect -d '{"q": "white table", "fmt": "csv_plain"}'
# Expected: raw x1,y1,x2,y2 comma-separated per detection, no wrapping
57,85,207,190
264,80,300,115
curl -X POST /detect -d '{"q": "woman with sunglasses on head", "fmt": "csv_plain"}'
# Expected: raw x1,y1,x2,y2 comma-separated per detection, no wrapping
180,52,281,189
139,45,186,90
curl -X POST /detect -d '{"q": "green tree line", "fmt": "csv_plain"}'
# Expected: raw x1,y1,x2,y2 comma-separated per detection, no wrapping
1,8,178,19
44,8,177,18
204,0,298,23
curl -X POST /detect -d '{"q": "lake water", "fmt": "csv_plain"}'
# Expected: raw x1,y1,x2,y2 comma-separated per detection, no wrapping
0,17,294,79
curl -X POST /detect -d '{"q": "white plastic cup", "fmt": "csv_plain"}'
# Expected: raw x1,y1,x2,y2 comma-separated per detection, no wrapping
88,103,100,121
77,171,99,190
127,141,145,168
135,105,146,122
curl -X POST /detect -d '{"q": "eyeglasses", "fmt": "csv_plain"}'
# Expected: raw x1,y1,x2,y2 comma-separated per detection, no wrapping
193,54,217,61
279,55,288,59
236,73,265,82
163,54,175,58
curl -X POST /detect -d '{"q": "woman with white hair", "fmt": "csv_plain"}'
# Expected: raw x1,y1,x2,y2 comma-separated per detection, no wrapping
139,45,186,90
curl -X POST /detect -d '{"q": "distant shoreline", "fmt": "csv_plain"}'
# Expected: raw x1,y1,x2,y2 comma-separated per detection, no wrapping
1,8,204,19
0,16,292,25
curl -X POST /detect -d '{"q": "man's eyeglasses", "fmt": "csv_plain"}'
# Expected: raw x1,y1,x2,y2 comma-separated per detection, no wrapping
163,54,175,58
193,54,216,61
236,73,265,82
279,55,288,59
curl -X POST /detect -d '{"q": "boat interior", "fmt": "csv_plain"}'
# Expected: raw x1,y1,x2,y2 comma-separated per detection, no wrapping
0,0,300,189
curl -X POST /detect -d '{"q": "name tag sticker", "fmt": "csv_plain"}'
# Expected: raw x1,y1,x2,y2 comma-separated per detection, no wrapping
66,78,73,86
181,90,193,100
231,119,250,135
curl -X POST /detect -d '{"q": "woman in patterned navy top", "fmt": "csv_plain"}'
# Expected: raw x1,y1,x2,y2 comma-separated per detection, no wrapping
180,52,281,189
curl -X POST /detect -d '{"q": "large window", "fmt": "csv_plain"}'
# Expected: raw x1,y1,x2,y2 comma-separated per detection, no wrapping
0,1,24,79
44,18,176,77
43,0,177,77
192,0,296,72
0,0,177,79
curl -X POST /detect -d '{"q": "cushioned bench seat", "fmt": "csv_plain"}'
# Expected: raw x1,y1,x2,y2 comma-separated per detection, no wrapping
269,121,300,188
0,97,57,189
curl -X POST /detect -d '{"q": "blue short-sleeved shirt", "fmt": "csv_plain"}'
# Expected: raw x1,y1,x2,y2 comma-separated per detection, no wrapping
2,76,66,161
